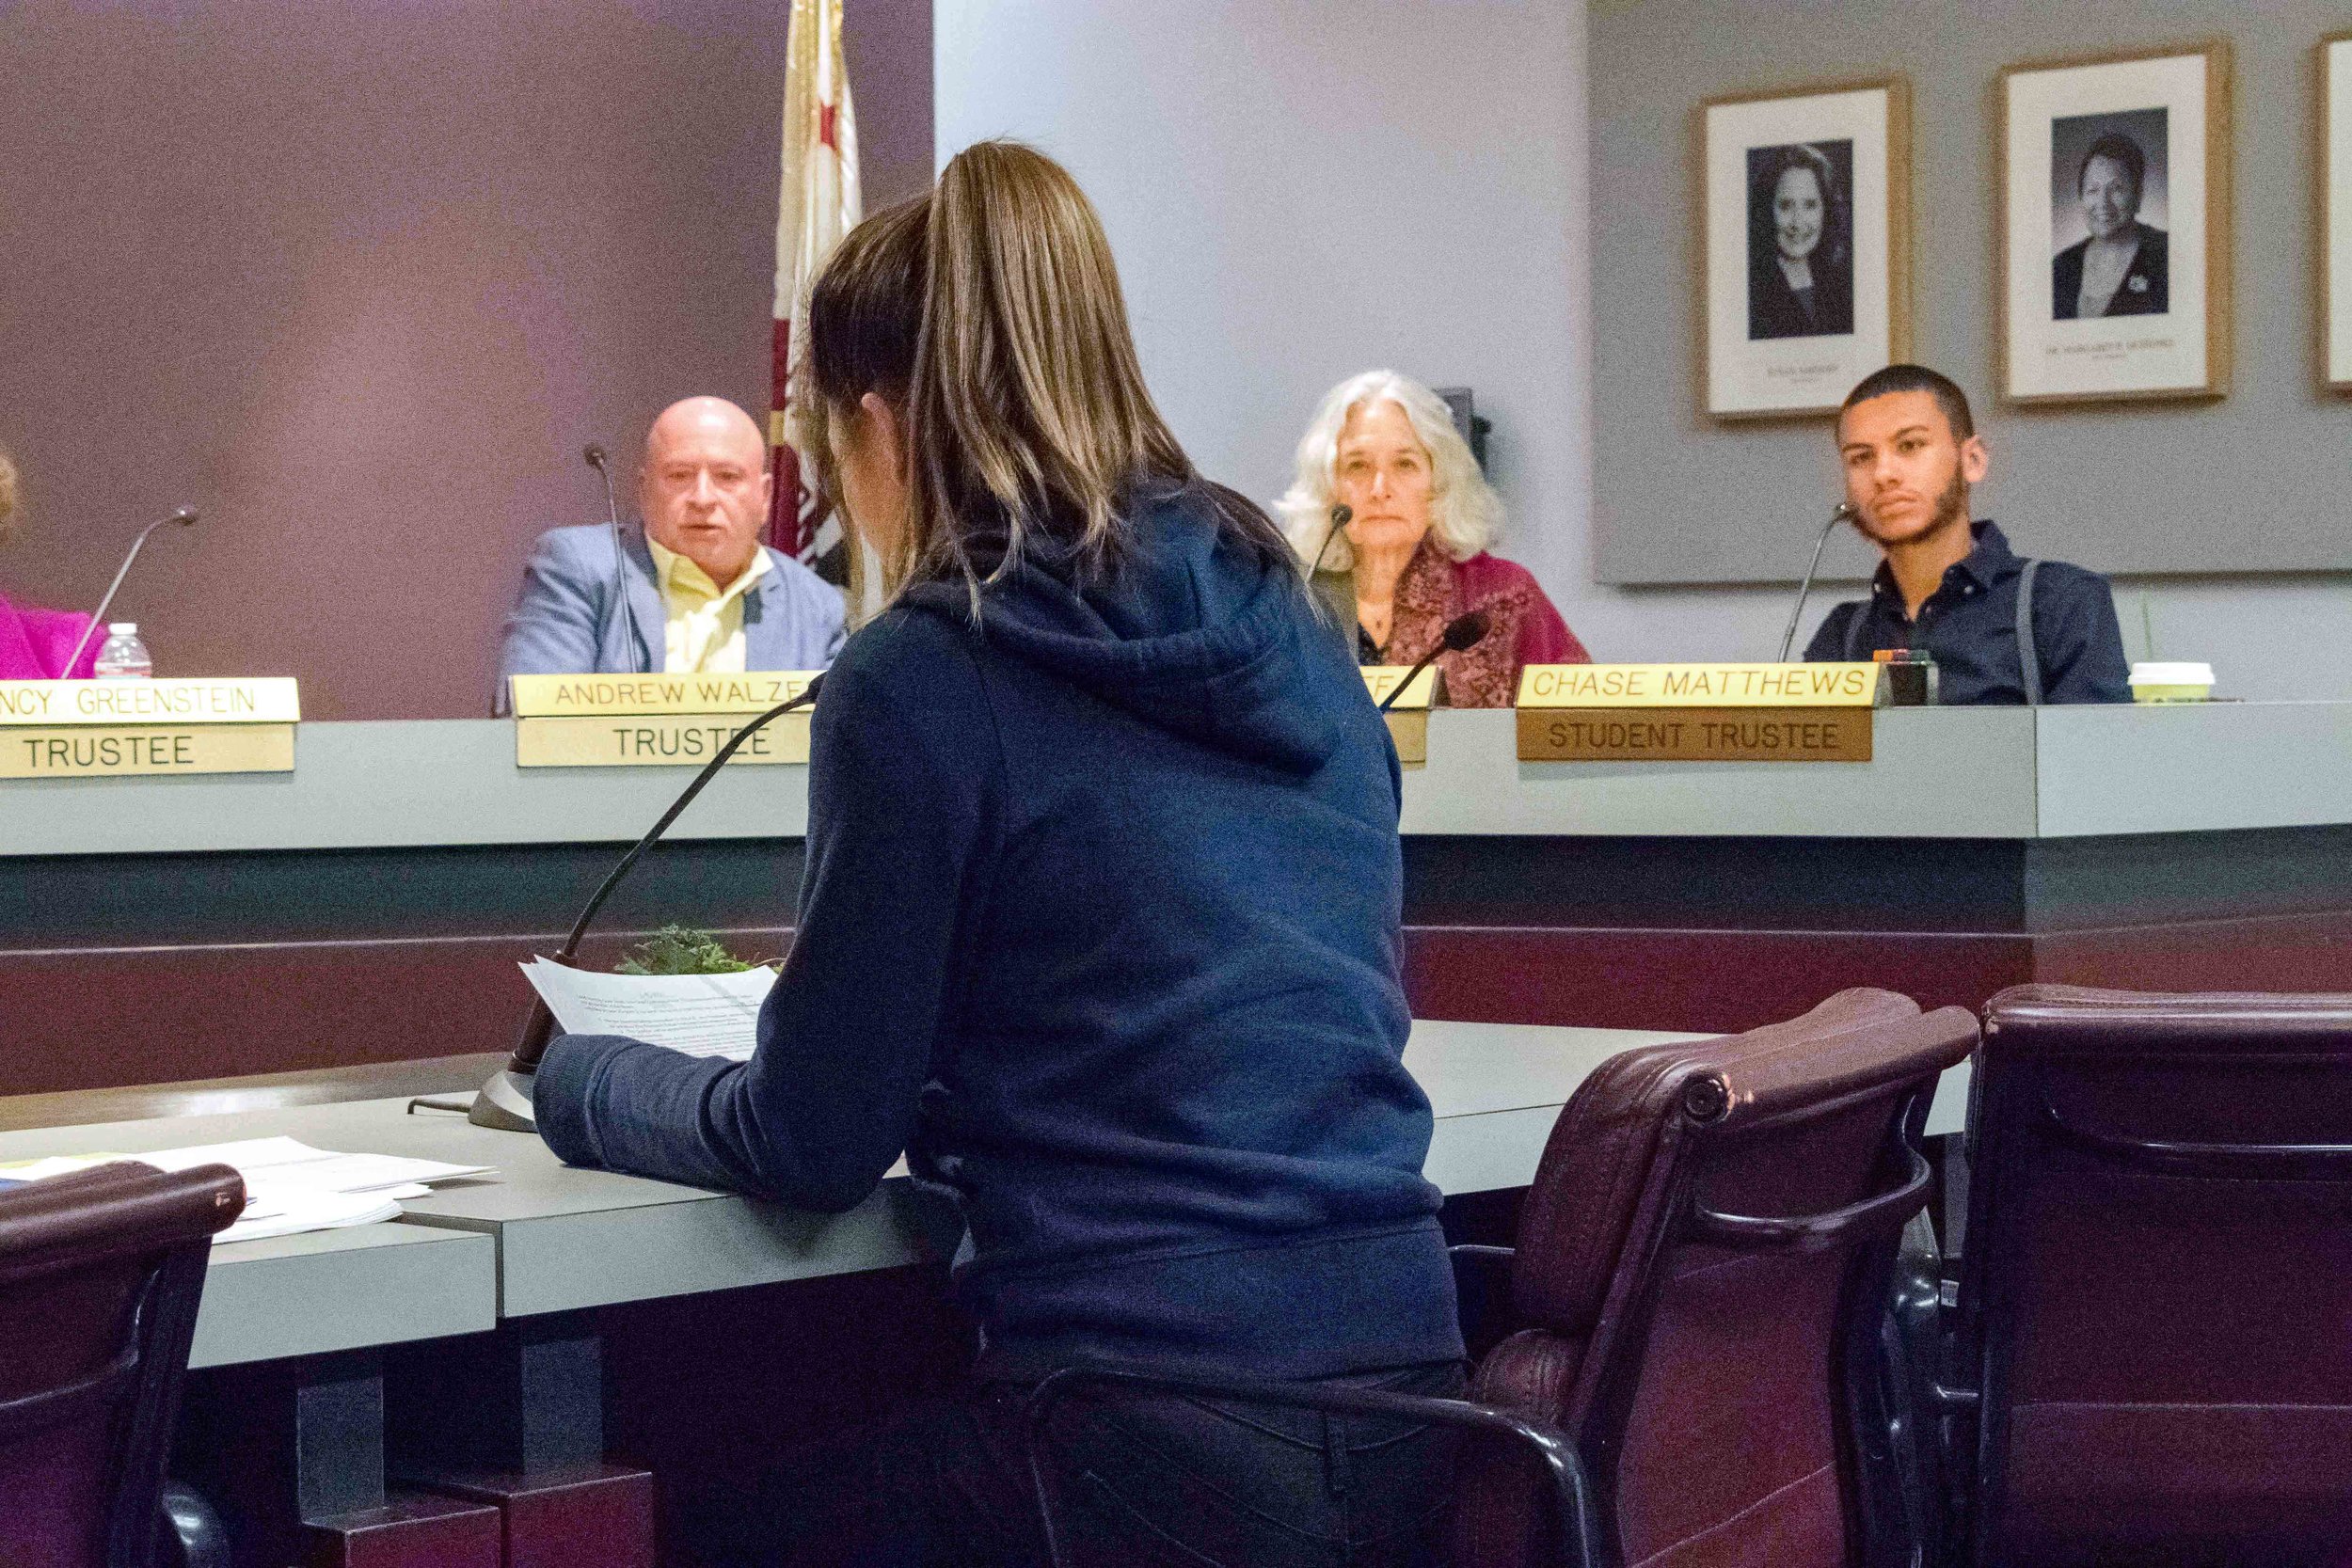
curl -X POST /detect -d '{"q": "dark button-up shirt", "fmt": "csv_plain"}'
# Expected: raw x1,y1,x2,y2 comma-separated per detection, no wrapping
1803,520,2131,705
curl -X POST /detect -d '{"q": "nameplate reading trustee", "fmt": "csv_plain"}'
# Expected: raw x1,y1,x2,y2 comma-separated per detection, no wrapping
0,679,300,779
509,671,823,768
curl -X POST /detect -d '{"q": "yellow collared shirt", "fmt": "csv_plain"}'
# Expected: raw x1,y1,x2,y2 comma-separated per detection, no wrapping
644,538,773,674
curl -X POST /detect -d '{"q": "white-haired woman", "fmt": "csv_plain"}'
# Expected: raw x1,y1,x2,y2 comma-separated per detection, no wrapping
1278,371,1585,706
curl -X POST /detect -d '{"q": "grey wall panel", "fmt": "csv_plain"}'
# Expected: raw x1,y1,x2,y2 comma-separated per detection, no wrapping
1592,0,2352,584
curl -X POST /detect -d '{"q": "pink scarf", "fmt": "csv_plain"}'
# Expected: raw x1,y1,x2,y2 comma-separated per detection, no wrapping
0,594,98,679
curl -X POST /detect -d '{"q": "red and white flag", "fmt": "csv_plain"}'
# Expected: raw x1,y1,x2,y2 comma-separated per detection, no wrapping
769,0,861,564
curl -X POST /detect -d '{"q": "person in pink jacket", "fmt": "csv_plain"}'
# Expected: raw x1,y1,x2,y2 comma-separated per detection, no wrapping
1279,370,1588,707
0,451,98,679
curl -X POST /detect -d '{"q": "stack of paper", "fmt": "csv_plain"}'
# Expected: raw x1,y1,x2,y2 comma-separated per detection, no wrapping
0,1136,495,1244
522,958,776,1061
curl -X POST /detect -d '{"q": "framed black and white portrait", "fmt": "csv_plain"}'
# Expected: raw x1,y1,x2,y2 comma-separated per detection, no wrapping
2322,34,2352,391
1999,43,2231,404
1702,80,1909,420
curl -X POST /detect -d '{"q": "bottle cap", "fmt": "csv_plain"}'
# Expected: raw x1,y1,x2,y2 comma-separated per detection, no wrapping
106,623,137,634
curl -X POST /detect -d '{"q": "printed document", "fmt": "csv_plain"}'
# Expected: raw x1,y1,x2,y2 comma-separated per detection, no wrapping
521,958,776,1061
0,1137,496,1244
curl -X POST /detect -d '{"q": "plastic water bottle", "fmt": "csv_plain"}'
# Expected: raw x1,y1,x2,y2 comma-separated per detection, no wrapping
93,623,153,680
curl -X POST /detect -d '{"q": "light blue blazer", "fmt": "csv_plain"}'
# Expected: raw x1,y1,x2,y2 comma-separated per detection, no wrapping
494,523,848,715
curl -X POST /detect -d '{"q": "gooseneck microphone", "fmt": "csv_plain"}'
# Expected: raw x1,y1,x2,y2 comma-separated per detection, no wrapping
465,676,825,1131
1306,504,1353,578
585,443,647,668
1776,502,1857,664
1377,609,1491,713
60,507,199,675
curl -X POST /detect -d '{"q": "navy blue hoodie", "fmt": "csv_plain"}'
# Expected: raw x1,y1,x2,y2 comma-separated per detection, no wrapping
535,480,1462,1380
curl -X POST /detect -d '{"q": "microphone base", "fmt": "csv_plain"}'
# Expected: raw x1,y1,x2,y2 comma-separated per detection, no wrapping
466,1067,539,1132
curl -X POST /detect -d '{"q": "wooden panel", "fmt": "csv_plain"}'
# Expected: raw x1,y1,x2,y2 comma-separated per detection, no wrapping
299,1496,501,1568
15,911,2352,1101
0,927,788,1097
1403,925,2031,1036
2034,910,2352,994
1404,916,2352,1038
419,1465,656,1568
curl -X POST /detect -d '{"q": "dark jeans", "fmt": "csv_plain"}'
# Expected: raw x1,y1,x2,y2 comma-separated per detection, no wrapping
752,1361,1467,1568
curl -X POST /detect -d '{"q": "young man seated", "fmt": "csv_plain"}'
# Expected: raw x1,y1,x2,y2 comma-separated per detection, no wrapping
1805,364,2130,705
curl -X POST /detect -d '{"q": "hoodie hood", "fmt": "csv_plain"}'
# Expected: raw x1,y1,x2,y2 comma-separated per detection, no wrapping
898,482,1357,774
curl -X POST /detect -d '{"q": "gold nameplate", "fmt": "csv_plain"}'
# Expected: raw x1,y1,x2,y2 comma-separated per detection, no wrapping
1518,663,1881,708
516,714,811,768
1518,707,1873,764
0,724,295,778
509,672,820,718
0,678,301,726
1385,711,1428,766
1361,665,1438,709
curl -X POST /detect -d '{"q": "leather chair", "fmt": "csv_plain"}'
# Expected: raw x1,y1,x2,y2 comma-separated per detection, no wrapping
1025,990,1971,1567
0,1161,244,1568
1951,986,2352,1567
1459,987,1976,1568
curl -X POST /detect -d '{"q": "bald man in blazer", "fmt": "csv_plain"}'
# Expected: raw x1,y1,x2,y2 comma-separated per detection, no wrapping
496,397,845,713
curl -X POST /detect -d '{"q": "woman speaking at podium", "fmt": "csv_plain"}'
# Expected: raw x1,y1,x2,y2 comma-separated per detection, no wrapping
532,142,1464,1565
0,451,99,679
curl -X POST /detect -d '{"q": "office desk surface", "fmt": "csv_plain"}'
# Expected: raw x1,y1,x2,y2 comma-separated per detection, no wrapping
0,1021,1969,1348
9,702,2352,856
192,1223,496,1369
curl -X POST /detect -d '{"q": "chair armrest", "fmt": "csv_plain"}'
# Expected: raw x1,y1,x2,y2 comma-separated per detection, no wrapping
1694,1144,1934,1251
2040,1096,2352,1179
1449,1243,1518,1264
1023,1362,1598,1568
161,1481,230,1568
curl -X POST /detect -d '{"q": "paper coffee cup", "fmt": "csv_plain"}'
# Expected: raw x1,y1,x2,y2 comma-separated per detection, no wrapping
2129,661,2214,703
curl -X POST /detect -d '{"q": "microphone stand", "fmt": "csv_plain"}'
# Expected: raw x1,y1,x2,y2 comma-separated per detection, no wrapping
585,444,647,671
465,677,823,1132
60,508,199,675
1776,502,1856,664
1307,504,1352,578
1377,610,1491,713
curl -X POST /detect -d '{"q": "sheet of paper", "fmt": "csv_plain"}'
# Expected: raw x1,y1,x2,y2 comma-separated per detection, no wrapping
217,1186,403,1244
138,1137,493,1191
0,1154,129,1182
523,958,777,1061
0,1141,486,1245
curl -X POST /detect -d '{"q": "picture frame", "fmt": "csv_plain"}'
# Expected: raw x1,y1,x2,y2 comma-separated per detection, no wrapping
1700,78,1911,420
1996,41,2231,404
2321,33,2352,391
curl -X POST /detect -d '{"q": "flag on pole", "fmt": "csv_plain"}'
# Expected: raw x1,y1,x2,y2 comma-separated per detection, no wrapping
770,0,861,566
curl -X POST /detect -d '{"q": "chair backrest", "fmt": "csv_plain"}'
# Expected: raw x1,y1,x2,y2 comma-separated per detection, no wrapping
0,1162,243,1568
1959,985,2352,1567
1461,989,1976,1568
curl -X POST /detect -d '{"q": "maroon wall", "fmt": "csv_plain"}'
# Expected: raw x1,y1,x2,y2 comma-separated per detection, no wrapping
0,0,931,719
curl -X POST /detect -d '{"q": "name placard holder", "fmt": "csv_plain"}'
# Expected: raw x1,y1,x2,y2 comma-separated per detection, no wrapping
0,680,300,779
1517,707,1872,763
1361,666,1438,766
516,715,811,768
508,672,823,769
1516,663,1879,764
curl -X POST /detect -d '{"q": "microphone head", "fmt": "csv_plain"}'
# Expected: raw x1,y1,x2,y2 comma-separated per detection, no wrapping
582,443,609,470
168,507,199,527
1833,501,1856,521
1442,609,1491,653
1328,504,1352,528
